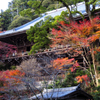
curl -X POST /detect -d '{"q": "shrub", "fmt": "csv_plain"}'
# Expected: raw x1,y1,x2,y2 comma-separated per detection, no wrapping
11,65,16,70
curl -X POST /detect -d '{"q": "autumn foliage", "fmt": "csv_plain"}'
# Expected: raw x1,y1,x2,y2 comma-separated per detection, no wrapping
0,41,17,59
52,57,90,85
51,17,100,86
0,70,25,88
51,17,100,48
52,58,79,71
76,75,90,85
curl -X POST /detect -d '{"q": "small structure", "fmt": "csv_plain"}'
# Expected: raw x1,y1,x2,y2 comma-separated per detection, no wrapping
29,84,93,100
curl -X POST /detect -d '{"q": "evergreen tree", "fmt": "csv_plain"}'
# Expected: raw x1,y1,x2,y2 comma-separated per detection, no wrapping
0,9,12,31
8,16,31,30
26,11,68,54
26,17,53,54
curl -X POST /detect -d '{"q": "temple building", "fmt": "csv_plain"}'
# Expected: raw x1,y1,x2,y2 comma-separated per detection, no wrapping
30,84,93,100
0,2,100,60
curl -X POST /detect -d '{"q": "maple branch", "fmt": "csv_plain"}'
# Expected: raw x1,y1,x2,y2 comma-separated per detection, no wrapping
91,45,98,86
77,65,96,86
81,53,96,86
83,47,92,68
81,53,90,67
59,0,73,21
84,0,91,19
37,0,44,9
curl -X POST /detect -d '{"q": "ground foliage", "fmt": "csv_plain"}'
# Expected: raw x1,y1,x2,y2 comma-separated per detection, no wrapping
92,86,100,100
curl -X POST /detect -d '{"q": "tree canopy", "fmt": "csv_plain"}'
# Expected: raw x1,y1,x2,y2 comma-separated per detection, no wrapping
8,16,31,30
20,0,84,19
21,0,100,20
1,0,99,30
51,17,100,86
26,11,69,54
26,16,53,54
0,42,17,59
0,9,12,31
8,0,30,16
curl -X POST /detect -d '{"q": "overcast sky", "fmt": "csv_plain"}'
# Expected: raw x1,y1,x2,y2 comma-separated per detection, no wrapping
0,0,12,11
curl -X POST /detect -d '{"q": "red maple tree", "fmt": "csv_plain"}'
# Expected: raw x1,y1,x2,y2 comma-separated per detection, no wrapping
0,41,17,59
51,17,100,86
0,70,25,90
0,70,25,99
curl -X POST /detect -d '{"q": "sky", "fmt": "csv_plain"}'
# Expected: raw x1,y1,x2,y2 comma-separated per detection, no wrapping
0,0,12,11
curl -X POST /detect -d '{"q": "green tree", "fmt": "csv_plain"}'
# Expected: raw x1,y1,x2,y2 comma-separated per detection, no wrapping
0,9,12,31
21,0,100,20
53,0,99,20
26,16,54,54
8,0,30,16
42,0,63,10
8,16,31,30
20,0,84,21
26,11,68,54
92,86,100,100
48,69,89,89
19,8,39,19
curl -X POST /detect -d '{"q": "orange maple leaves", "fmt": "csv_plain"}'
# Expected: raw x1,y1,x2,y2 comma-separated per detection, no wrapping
51,17,100,48
50,17,100,86
52,57,90,85
52,57,79,71
76,75,90,85
0,70,25,87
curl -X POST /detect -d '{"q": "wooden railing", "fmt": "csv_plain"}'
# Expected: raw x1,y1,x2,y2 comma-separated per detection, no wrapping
1,45,81,61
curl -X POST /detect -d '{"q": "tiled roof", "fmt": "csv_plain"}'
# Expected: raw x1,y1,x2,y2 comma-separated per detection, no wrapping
29,85,79,99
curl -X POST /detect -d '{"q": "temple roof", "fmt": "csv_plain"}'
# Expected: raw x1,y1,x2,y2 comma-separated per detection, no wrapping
30,85,80,99
0,2,100,38
29,84,93,100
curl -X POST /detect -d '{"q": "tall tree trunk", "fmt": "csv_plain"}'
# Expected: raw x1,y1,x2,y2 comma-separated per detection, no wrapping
91,47,99,86
84,0,92,20
59,0,74,21
92,0,96,17
17,6,19,15
82,53,96,86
